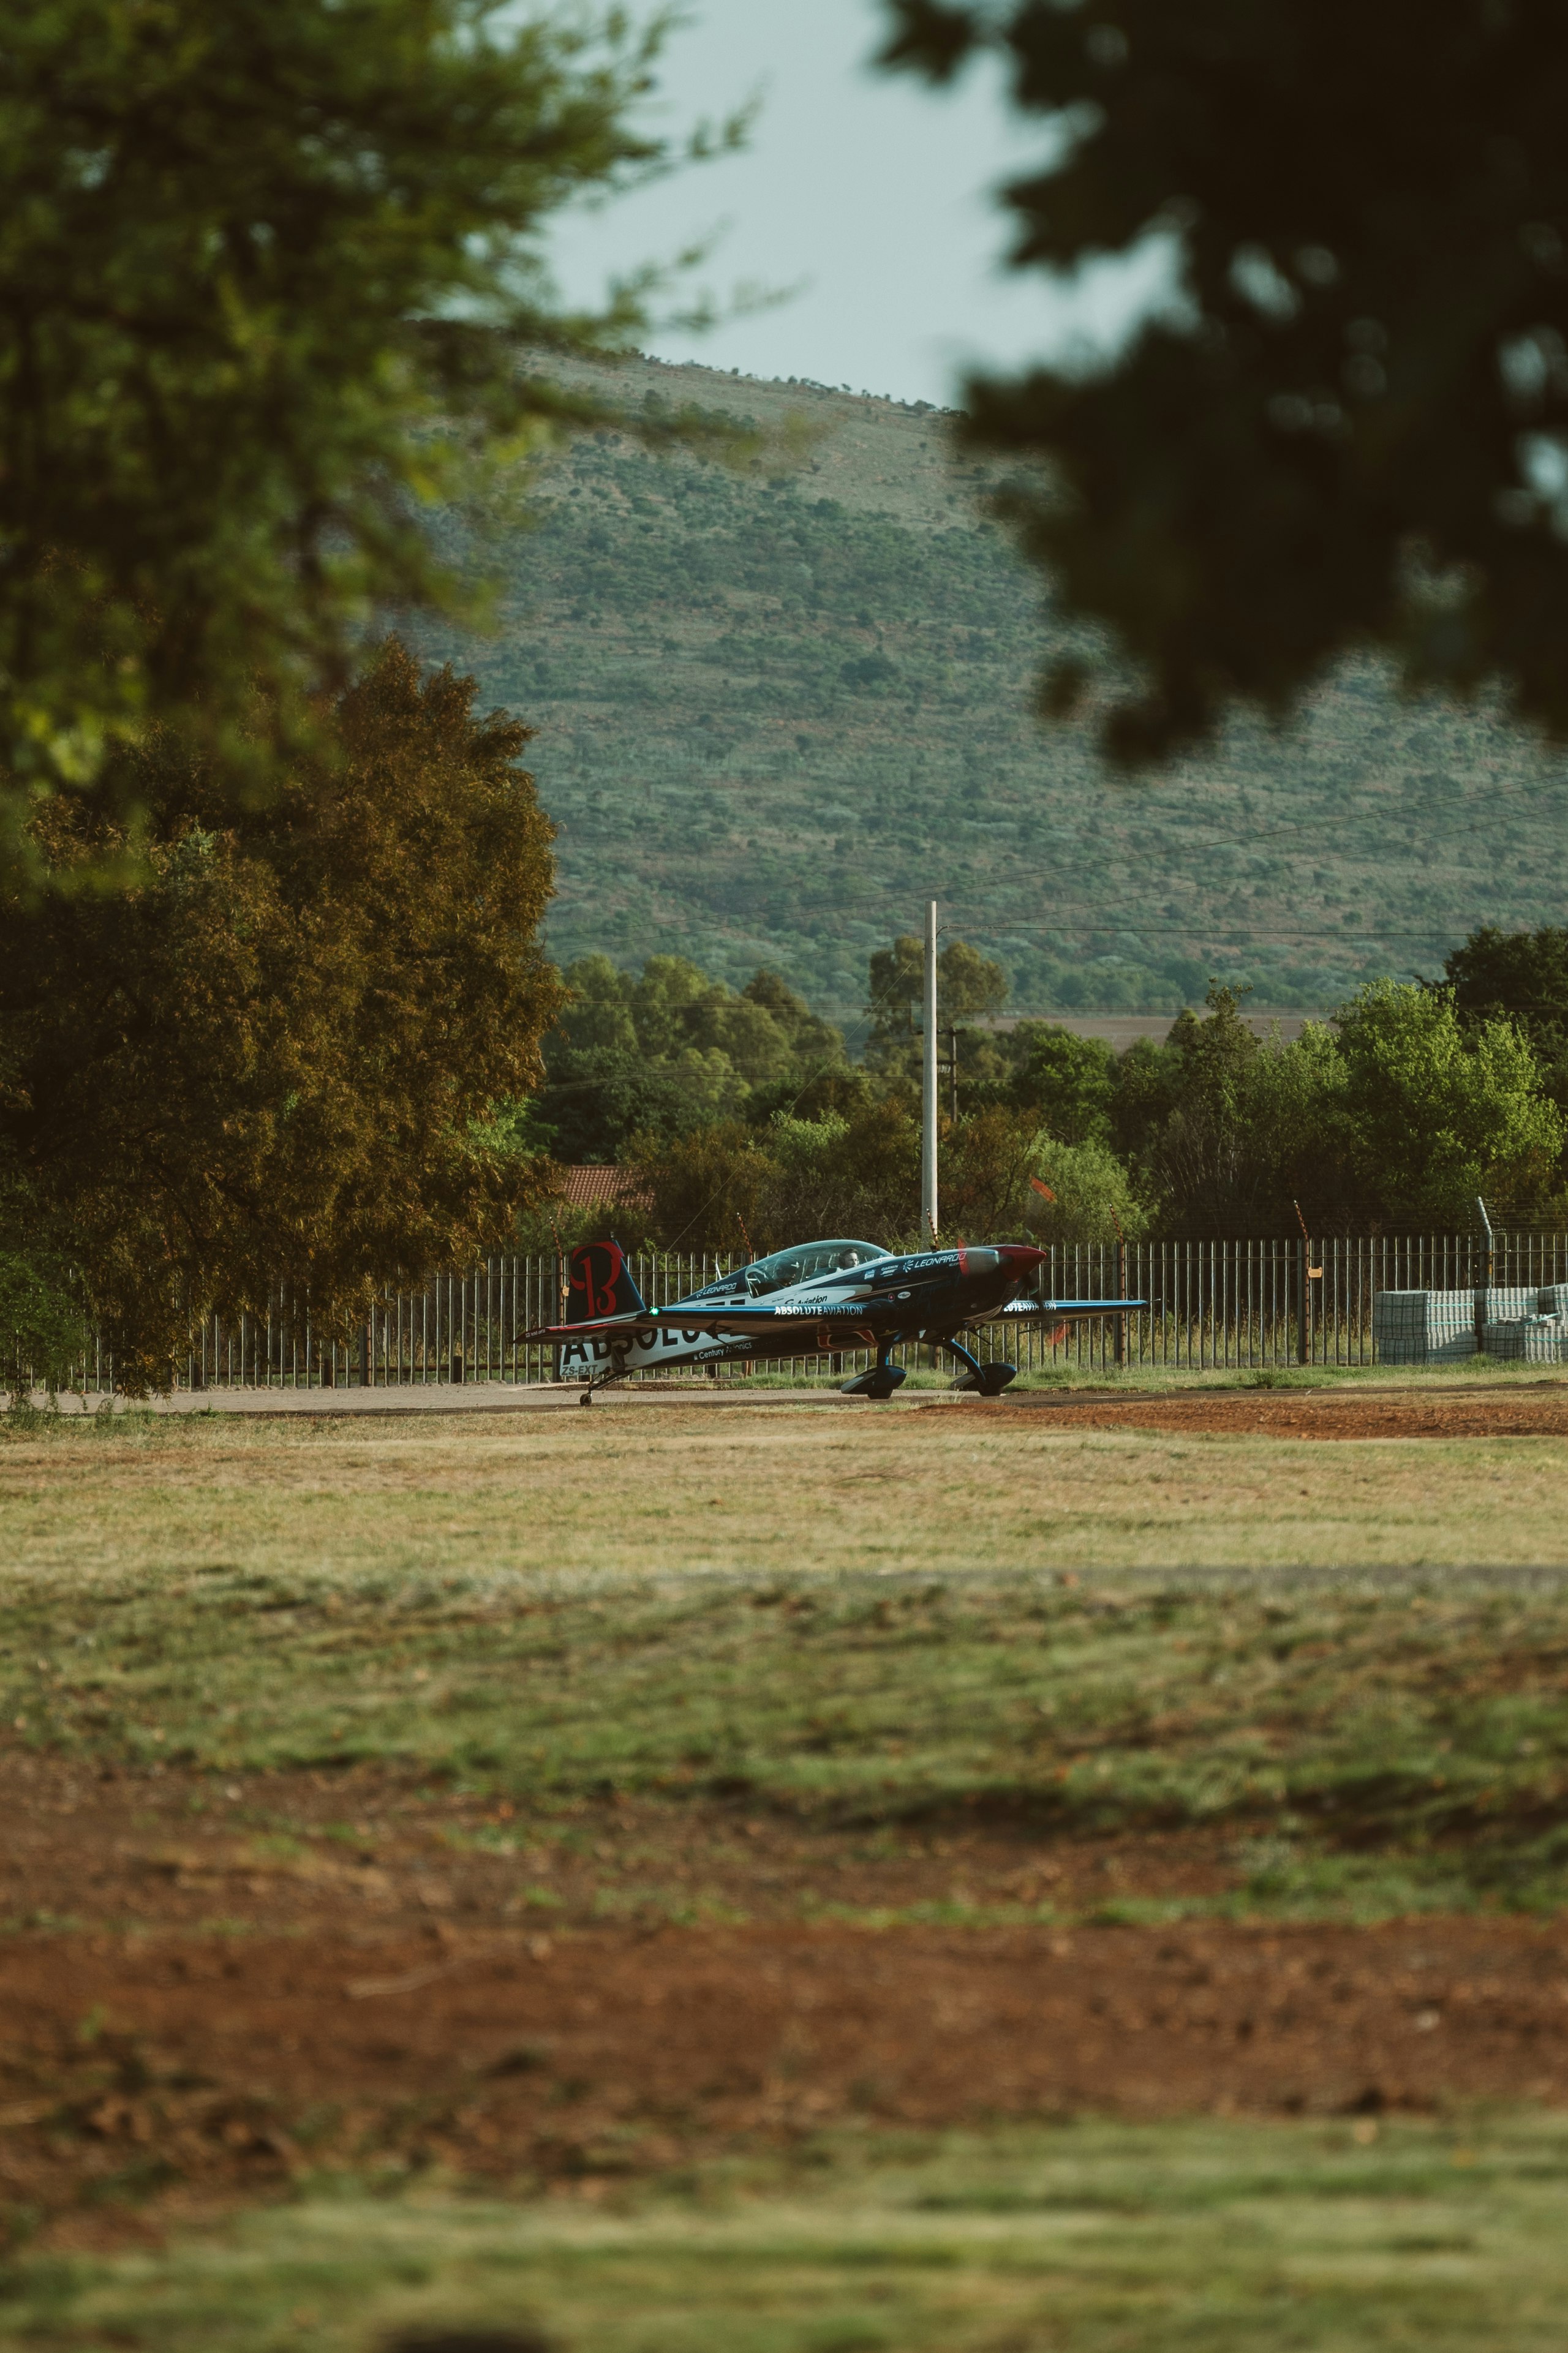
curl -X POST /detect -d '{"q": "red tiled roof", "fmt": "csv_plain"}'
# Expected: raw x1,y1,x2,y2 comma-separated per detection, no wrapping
551,1164,652,1210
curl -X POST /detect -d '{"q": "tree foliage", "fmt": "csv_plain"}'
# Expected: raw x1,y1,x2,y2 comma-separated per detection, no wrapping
867,933,1009,1056
622,934,1568,1249
1442,926,1568,1117
0,1236,89,1401
535,954,848,1162
0,642,560,1388
883,0,1568,761
1007,1026,1117,1146
631,1091,1144,1255
0,0,692,878
1024,1137,1147,1247
1335,979,1563,1227
632,1099,922,1257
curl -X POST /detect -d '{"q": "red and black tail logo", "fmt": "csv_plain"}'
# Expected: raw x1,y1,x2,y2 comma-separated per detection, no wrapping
566,1241,647,1324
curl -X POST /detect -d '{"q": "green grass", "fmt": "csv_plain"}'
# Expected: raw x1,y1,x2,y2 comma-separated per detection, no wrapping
6,1407,1568,2348
6,2116,1568,2352
4,1411,1568,1917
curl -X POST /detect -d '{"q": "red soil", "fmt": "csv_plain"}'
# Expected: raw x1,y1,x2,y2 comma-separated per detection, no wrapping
971,1383,1568,1440
2,1752,1566,2240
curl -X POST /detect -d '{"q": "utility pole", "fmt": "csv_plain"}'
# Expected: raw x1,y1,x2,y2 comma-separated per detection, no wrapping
922,900,938,1244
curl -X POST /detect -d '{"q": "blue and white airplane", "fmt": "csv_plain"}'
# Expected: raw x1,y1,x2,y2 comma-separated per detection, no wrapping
533,1237,1142,1404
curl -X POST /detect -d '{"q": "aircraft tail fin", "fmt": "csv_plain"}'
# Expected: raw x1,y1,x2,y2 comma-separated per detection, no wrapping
565,1240,647,1326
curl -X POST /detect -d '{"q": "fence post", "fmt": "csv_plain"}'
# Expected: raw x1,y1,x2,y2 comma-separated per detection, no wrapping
1294,1237,1305,1366
1474,1195,1494,1358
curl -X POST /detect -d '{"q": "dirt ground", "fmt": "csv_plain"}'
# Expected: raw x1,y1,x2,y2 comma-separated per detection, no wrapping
974,1382,1568,1440
7,1915,1567,2241
0,1756,1246,1938
4,1752,1567,2243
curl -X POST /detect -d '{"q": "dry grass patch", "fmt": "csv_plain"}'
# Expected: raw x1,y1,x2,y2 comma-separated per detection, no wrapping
4,1402,1568,1581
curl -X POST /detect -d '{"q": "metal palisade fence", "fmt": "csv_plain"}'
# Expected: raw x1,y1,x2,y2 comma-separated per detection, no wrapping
92,1229,1568,1392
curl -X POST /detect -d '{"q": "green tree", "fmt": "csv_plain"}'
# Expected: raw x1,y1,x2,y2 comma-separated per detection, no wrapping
1334,980,1564,1226
1150,1014,1348,1237
941,1106,1048,1239
1008,1025,1117,1144
1025,1138,1147,1248
537,957,849,1162
758,1101,922,1249
0,0,702,879
861,932,1008,1072
883,1,1568,761
0,1234,89,1402
634,1098,922,1255
630,1120,774,1258
738,970,847,1076
1442,928,1568,1137
1082,989,1352,1236
0,642,560,1388
553,956,640,1061
1106,1036,1185,1166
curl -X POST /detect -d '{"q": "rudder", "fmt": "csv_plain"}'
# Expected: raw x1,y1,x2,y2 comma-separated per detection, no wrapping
565,1240,647,1324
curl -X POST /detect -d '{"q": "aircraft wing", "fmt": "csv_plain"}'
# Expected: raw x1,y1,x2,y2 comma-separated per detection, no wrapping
994,1297,1148,1317
522,1301,881,1344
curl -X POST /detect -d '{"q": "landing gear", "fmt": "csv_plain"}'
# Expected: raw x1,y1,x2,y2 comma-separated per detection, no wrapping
839,1344,908,1401
578,1353,629,1407
944,1337,1019,1397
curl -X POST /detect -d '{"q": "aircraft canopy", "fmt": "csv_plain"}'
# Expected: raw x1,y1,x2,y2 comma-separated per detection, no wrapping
688,1239,886,1303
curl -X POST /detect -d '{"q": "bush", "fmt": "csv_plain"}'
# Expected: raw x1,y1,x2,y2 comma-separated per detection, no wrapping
630,1121,773,1257
632,1100,923,1254
760,1101,921,1248
1025,1139,1148,1246
0,1241,88,1399
1335,980,1565,1226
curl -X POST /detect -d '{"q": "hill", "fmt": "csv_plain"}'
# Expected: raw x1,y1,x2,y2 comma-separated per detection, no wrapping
412,354,1568,1028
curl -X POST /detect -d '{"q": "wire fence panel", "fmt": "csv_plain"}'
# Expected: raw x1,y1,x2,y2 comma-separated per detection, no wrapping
36,1230,1568,1395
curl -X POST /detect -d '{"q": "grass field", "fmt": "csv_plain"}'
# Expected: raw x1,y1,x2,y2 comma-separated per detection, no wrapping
7,1389,1568,1586
8,2116,1568,2353
2,1394,1567,2349
4,1403,1568,1914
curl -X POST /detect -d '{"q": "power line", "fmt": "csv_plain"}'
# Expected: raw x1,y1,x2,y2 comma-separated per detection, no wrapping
941,921,1515,944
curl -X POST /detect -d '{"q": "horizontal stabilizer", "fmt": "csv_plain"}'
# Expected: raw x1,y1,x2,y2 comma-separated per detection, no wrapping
998,1298,1148,1316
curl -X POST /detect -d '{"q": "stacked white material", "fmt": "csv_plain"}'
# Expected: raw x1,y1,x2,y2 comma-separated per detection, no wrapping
1484,1314,1568,1361
1374,1289,1535,1365
1372,1290,1476,1365
1527,1318,1568,1361
1373,1287,1568,1363
1480,1286,1542,1319
1424,1305,1482,1363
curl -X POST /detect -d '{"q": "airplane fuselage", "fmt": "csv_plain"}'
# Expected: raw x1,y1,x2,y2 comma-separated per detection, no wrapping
556,1244,1041,1381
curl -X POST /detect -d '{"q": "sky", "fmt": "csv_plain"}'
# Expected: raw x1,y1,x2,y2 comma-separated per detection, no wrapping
549,0,1172,408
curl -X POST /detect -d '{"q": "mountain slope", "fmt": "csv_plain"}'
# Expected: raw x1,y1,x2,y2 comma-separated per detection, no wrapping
413,354,1568,1025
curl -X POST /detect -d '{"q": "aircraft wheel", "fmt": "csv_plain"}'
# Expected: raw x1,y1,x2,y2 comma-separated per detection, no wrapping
839,1365,908,1399
977,1361,1019,1397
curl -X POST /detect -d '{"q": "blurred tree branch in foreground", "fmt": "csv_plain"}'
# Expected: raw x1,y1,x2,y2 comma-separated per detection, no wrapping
883,1,1568,764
